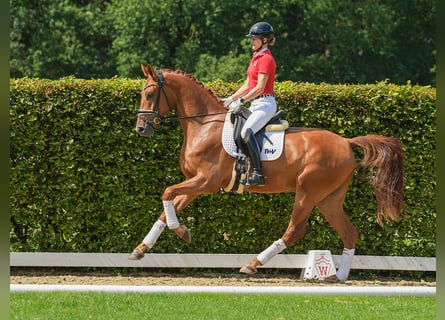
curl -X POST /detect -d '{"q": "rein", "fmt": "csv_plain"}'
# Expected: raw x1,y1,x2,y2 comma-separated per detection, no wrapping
137,110,227,123
137,69,227,124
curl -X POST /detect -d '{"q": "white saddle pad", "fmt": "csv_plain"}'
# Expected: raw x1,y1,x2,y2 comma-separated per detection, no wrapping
222,113,285,161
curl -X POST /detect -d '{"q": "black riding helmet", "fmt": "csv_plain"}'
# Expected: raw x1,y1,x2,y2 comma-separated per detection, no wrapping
246,22,274,41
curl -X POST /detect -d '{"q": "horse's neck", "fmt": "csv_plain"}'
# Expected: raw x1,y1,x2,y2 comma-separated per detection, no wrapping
178,99,224,133
167,73,225,145
167,73,222,116
177,91,222,118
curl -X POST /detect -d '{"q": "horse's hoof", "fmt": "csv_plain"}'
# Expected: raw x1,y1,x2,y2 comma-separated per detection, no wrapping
128,250,144,260
181,227,192,243
175,225,192,243
323,275,340,283
239,264,257,275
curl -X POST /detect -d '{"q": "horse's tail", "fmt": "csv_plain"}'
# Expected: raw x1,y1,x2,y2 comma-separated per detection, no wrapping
349,134,405,226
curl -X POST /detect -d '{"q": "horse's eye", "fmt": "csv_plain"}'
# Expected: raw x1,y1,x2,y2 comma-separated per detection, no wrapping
146,92,153,99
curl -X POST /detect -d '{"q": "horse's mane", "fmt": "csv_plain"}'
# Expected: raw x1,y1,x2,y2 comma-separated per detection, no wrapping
164,68,223,105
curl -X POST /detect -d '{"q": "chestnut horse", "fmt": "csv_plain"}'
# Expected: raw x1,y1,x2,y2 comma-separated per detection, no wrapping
129,64,404,282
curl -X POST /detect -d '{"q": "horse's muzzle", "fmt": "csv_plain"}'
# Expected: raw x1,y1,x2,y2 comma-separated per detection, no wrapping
135,124,154,137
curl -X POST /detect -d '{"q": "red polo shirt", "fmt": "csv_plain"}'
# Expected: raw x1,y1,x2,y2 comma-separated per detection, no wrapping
247,48,276,94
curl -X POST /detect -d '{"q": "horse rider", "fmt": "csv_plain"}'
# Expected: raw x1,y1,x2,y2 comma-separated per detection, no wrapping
223,22,277,186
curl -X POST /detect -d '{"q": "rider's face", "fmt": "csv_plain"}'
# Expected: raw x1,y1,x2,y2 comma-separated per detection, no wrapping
251,37,264,51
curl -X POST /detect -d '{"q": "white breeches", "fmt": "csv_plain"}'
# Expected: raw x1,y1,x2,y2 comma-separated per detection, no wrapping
241,96,277,139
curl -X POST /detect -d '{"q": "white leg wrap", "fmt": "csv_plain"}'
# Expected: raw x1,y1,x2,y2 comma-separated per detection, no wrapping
163,200,180,229
257,239,287,265
142,220,166,249
336,248,355,282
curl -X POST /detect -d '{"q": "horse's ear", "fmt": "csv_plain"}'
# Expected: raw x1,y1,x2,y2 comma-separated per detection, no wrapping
141,64,156,78
141,64,149,77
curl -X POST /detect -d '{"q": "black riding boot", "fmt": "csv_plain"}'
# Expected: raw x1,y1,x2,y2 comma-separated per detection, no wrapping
244,128,265,186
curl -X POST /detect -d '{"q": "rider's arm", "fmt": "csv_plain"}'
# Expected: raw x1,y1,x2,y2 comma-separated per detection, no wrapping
240,72,268,103
230,79,249,101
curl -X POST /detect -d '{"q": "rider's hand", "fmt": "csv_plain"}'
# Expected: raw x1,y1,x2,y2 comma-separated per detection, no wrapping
222,97,233,108
228,99,244,114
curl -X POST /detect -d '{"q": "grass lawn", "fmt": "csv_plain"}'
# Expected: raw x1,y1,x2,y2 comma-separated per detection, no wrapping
10,291,436,320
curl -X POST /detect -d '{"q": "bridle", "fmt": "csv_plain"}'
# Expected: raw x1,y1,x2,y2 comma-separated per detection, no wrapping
137,69,227,128
137,69,171,127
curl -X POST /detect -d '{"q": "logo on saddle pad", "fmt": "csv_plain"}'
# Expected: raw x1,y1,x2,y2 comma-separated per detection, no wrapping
264,148,277,155
222,113,285,161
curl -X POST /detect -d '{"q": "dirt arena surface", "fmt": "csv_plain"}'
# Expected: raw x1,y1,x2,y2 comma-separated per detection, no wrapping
10,269,436,287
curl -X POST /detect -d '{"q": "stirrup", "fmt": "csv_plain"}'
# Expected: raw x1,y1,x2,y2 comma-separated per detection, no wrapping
247,172,265,186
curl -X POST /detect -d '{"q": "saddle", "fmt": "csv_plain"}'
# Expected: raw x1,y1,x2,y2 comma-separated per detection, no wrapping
224,109,289,193
232,108,287,155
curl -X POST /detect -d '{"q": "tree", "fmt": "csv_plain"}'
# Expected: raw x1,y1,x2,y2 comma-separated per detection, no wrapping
10,0,114,78
10,0,435,85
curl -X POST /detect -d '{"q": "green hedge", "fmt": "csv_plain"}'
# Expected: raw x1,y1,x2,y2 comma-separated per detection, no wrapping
10,78,436,258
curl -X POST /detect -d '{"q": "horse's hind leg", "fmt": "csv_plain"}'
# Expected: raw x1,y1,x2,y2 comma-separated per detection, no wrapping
240,192,314,274
128,194,194,260
316,179,359,282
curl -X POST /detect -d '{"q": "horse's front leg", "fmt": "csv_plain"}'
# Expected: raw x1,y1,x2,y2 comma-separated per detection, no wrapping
129,174,213,260
128,194,195,260
161,198,192,243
